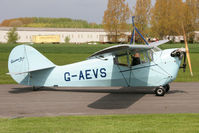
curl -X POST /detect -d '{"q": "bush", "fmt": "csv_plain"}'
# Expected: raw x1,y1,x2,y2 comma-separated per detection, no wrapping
64,36,70,44
7,27,19,44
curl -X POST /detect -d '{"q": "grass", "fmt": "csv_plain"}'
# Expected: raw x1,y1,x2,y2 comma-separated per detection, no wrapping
1,44,199,133
0,43,199,83
0,114,199,133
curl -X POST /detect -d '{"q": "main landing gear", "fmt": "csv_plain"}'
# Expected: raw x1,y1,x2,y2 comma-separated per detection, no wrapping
154,84,170,96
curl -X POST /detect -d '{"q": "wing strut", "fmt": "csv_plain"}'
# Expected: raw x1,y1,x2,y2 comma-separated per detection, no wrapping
116,64,130,87
130,16,149,45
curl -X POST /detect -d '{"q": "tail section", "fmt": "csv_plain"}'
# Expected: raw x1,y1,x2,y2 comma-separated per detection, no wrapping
8,44,56,85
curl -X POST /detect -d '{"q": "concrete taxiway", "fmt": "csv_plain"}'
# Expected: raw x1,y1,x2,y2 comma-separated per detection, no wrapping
0,82,198,117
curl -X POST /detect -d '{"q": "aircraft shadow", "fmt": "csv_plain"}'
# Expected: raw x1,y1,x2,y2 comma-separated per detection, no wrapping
88,91,146,109
87,89,187,109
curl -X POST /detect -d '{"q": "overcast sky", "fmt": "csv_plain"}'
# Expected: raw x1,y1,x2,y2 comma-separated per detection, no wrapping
0,0,155,24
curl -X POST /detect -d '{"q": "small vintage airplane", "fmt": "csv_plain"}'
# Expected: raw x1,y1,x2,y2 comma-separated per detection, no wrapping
7,18,193,96
7,40,192,96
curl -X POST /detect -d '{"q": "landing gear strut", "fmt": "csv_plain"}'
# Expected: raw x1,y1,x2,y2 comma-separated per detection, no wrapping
164,84,170,93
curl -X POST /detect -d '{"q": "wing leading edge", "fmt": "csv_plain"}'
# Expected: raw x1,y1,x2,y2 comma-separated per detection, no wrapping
89,40,169,59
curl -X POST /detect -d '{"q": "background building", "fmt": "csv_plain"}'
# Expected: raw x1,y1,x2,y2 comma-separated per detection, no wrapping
0,27,130,44
194,31,199,43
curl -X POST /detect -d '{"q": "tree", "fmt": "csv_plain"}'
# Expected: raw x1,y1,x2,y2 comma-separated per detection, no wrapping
150,0,168,38
64,36,70,44
7,27,19,44
133,0,151,34
9,20,23,27
183,0,199,40
150,0,184,39
0,17,102,28
150,0,199,41
103,0,130,43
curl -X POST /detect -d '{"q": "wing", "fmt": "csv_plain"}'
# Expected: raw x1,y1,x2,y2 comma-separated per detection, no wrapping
149,39,169,47
89,44,154,58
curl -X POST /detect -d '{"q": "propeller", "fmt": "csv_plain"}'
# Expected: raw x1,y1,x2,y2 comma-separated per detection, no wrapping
182,24,193,76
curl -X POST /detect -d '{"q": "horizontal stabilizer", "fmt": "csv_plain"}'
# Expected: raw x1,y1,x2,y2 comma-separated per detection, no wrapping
7,66,55,75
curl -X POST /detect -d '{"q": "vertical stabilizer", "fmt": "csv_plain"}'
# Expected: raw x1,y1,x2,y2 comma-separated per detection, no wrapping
8,45,56,85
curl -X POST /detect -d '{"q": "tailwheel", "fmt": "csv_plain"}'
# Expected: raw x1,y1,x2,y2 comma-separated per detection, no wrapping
164,84,170,93
155,86,166,96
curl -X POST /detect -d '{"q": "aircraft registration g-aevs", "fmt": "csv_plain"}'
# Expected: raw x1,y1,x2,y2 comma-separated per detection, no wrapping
8,40,187,96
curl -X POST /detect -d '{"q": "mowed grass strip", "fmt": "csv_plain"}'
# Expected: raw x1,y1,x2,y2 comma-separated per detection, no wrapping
0,43,199,83
0,114,199,133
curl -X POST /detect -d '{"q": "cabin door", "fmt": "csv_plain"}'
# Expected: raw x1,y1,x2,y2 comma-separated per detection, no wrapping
114,53,132,87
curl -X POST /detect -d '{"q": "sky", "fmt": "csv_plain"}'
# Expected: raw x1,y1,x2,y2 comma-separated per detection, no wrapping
0,0,155,24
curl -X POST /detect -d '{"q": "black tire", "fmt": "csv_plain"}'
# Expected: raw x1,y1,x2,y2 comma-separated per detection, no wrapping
164,84,170,93
155,87,166,96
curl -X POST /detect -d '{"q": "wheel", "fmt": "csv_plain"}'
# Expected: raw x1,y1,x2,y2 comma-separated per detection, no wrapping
164,84,170,93
155,86,166,96
32,86,39,91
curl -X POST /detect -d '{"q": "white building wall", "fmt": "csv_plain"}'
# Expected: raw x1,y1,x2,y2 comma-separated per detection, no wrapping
0,27,110,43
0,31,8,43
194,31,199,43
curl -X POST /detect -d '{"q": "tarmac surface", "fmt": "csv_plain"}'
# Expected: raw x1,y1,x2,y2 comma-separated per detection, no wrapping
0,82,199,117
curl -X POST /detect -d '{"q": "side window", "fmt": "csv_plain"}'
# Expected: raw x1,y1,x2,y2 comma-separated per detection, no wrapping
131,51,153,66
114,54,131,67
114,50,153,67
139,52,148,63
131,53,141,66
148,50,153,61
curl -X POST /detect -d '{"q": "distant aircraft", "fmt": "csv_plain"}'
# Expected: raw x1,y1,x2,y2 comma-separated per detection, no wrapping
7,17,193,96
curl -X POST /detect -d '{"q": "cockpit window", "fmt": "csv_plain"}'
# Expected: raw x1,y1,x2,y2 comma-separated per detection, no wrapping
114,54,130,67
138,51,153,64
114,50,153,67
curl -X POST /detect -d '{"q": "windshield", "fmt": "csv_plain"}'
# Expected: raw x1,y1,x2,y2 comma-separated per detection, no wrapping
114,50,153,67
152,46,162,52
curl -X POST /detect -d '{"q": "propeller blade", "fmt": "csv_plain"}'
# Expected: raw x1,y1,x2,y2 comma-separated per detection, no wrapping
182,24,193,76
